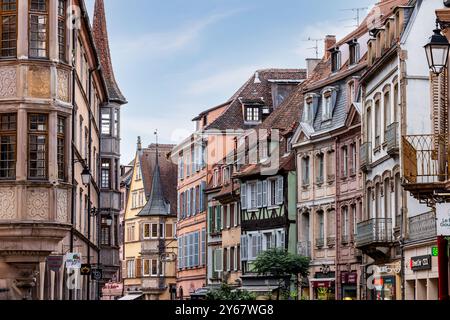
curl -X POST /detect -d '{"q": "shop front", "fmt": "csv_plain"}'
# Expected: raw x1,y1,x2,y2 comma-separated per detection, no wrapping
310,272,336,300
366,261,402,301
341,271,358,300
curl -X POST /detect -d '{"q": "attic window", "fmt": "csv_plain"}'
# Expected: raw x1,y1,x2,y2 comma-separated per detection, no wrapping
245,106,260,122
331,48,341,72
303,98,314,123
349,40,360,65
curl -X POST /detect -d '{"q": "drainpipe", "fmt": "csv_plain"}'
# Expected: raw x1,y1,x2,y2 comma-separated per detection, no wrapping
334,137,341,300
69,14,78,302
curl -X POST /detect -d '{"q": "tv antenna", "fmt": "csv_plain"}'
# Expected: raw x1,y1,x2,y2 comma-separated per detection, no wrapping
340,7,368,27
303,37,323,59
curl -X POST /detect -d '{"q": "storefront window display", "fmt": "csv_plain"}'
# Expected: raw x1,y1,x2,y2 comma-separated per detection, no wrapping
371,276,396,300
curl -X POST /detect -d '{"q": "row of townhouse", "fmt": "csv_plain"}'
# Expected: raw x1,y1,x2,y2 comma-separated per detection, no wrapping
119,0,450,301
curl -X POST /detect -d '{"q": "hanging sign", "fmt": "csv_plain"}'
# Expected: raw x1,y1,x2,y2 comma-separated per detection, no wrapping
436,204,450,236
65,253,82,269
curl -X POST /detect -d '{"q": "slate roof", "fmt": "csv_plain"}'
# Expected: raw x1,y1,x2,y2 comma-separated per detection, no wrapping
138,144,177,216
204,69,307,131
93,0,127,104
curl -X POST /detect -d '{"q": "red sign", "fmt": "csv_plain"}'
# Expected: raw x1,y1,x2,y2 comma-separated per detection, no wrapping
348,272,357,284
312,281,335,288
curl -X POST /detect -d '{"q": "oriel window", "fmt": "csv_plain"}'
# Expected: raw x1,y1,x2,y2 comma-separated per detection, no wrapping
57,116,66,181
29,0,48,58
101,159,111,189
57,0,66,62
0,0,17,58
0,113,16,179
101,109,111,135
28,114,48,179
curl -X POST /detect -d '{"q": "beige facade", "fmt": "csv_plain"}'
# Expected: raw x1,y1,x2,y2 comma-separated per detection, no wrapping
0,0,114,300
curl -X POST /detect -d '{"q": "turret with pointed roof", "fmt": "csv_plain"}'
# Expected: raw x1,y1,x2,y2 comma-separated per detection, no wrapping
93,0,127,104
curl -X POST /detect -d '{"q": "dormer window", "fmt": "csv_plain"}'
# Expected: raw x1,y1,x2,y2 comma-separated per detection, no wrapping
349,40,360,66
245,106,260,122
322,92,332,120
331,48,341,73
303,97,314,123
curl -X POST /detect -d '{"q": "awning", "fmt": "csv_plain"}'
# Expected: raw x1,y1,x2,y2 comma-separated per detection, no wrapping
239,285,280,293
118,294,143,300
310,279,336,288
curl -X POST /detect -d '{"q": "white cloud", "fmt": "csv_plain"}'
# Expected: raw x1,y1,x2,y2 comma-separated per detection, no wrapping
113,9,243,61
183,65,259,96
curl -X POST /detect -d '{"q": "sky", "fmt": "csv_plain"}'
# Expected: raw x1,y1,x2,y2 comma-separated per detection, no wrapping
85,0,377,164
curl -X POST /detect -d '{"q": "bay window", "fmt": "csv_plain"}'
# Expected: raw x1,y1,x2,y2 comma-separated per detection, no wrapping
0,0,17,58
101,159,111,189
29,0,48,58
57,117,65,180
101,109,111,135
57,0,66,61
28,114,47,179
0,114,16,179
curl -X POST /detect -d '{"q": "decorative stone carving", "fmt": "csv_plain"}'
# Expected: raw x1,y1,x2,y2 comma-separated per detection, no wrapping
27,189,49,220
57,69,70,102
56,189,68,223
0,188,16,220
28,66,50,99
0,67,17,98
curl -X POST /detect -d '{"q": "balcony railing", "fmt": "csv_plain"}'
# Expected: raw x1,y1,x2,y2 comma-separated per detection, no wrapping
408,211,437,242
356,218,393,247
316,238,324,248
297,241,311,258
385,122,399,156
360,142,372,172
327,236,336,247
402,134,448,184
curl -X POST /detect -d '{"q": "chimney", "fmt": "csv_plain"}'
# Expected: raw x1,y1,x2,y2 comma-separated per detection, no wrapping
306,58,321,78
324,35,336,59
137,136,142,151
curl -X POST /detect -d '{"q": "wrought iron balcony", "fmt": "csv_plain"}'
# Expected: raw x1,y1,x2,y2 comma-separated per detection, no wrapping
360,142,372,172
297,241,311,258
402,134,448,202
385,122,399,156
408,211,437,242
356,218,393,248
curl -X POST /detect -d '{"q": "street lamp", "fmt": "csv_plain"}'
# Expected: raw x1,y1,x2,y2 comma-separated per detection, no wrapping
81,166,91,186
424,23,450,74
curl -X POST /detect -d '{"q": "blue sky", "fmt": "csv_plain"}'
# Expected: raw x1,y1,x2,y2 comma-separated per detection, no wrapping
86,0,376,163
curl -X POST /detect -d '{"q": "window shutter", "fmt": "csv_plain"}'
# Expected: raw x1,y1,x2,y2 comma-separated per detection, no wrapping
135,258,142,278
257,234,263,256
240,235,248,261
192,188,196,216
194,232,200,267
280,230,286,249
187,190,191,217
226,205,231,228
276,177,284,205
262,181,268,207
200,181,206,212
201,228,206,265
183,235,188,268
216,206,222,231
216,249,223,272
257,181,263,207
208,207,214,234
241,183,247,209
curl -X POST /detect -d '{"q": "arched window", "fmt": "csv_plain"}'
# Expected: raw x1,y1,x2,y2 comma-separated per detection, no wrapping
384,177,391,220
394,173,401,228
366,105,372,144
366,187,372,220
384,87,391,135
393,82,399,123
316,153,324,184
375,99,381,147
302,156,310,186
375,183,381,219
341,206,349,243
316,210,325,247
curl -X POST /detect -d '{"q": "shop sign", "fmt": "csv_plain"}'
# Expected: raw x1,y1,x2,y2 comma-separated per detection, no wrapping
91,269,103,281
378,262,401,275
436,204,450,236
312,281,335,288
410,255,432,271
432,247,439,257
341,272,357,284
80,264,91,276
47,255,63,272
65,253,81,269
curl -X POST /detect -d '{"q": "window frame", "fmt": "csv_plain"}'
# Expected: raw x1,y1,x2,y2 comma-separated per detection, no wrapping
28,0,49,59
28,113,48,180
0,113,16,180
0,0,17,58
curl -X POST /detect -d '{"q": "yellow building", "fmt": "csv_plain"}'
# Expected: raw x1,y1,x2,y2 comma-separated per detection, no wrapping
123,139,178,300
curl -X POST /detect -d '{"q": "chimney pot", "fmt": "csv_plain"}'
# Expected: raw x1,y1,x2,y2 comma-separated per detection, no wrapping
324,35,336,59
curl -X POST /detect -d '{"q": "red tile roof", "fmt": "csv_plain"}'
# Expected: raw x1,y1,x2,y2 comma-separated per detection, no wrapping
93,0,127,104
